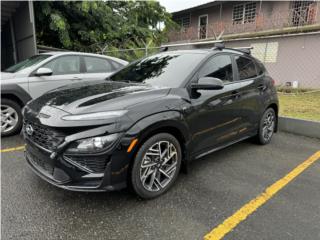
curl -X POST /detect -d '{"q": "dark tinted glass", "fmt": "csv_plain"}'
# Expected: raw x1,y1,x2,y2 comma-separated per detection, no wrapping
199,55,233,82
110,53,205,88
255,60,265,75
235,56,257,80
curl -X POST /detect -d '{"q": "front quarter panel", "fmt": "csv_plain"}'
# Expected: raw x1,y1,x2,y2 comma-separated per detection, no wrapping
125,110,191,143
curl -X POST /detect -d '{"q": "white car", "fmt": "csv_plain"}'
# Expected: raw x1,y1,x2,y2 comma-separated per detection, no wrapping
1,51,128,136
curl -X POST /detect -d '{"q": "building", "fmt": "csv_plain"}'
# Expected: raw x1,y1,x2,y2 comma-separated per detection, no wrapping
1,1,37,70
167,1,320,88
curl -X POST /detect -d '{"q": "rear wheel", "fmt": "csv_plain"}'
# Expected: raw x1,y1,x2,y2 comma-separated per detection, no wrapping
131,133,182,199
1,99,23,137
256,108,276,145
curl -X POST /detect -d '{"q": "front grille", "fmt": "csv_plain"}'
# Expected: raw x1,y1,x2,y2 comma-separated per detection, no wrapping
27,150,54,175
64,155,109,173
24,120,64,151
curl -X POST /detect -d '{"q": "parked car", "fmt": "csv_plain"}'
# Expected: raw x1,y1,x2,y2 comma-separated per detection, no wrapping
22,46,278,199
1,52,128,136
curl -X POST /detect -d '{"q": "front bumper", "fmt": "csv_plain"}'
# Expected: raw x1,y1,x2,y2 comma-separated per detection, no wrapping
24,132,135,192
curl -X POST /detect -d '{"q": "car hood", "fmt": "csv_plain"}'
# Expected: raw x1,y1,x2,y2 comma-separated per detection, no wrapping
29,80,170,115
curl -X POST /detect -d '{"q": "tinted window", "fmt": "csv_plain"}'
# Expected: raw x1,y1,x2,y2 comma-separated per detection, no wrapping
43,56,80,75
255,60,265,75
84,56,113,73
110,53,206,88
235,56,257,80
4,55,51,73
199,55,233,82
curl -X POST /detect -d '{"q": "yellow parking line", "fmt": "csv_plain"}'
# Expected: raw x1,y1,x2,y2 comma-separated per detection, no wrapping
204,150,320,240
0,145,25,153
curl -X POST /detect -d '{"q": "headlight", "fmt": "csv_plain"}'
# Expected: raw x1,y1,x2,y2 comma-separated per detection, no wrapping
65,133,120,154
61,110,127,121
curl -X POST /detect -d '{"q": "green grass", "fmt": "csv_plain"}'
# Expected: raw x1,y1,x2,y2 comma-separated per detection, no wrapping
278,92,320,122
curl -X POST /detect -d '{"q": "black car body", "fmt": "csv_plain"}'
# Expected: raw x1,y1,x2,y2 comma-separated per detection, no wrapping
23,47,278,198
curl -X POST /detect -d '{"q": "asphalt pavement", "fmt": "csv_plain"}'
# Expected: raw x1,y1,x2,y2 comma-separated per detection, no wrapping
1,132,320,240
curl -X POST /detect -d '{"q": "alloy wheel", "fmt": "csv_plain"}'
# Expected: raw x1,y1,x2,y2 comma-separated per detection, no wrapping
1,105,19,134
140,141,178,192
262,111,275,142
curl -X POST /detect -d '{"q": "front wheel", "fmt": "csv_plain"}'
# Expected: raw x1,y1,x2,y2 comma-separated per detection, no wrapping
1,99,23,137
131,133,182,199
256,108,276,145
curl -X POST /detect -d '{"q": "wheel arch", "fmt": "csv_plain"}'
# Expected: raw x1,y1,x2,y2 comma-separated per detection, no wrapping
1,84,32,107
125,111,191,174
1,93,25,108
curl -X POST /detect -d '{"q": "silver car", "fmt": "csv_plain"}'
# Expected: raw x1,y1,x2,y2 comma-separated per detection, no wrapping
1,51,128,136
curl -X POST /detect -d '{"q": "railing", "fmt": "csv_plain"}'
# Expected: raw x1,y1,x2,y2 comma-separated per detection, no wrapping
168,7,320,42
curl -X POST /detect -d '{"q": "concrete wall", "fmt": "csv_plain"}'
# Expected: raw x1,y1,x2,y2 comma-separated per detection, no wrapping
13,2,37,62
225,34,320,88
166,33,320,88
1,1,36,69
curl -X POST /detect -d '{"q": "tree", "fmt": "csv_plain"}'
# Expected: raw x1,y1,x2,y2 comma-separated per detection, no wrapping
34,1,177,61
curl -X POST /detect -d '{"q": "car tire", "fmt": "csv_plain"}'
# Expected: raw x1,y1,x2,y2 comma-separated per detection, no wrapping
256,108,276,145
1,98,23,137
131,133,182,199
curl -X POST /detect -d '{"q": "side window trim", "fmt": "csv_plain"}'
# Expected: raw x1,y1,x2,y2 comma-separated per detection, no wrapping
230,54,238,82
253,59,265,77
80,56,86,73
233,54,259,82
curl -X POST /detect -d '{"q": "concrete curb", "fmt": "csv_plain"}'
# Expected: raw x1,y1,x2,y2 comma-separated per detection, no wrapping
278,116,320,139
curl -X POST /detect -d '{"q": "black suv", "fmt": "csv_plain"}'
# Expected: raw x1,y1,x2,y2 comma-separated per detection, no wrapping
23,46,278,199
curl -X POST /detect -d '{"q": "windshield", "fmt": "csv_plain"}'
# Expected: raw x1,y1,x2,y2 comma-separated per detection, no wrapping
109,52,206,88
4,54,51,73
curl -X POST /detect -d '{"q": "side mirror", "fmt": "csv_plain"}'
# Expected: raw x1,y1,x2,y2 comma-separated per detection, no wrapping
35,68,53,76
191,77,224,90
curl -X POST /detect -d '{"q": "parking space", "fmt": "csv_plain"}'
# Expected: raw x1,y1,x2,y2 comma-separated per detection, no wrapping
1,132,320,240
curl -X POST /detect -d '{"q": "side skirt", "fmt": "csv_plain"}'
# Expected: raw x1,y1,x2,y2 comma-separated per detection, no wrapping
194,135,253,160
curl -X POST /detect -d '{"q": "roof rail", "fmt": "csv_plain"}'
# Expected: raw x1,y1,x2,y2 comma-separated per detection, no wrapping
211,41,225,50
232,47,253,55
214,42,225,50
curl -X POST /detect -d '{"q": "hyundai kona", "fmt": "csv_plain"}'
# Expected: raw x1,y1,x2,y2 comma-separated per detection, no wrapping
23,46,278,199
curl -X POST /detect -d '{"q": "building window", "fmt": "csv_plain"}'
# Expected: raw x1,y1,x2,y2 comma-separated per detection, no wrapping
233,2,257,24
175,15,191,30
291,1,316,26
198,15,208,39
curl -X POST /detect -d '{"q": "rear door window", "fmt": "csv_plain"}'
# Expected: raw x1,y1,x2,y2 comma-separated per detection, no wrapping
84,56,113,73
235,56,257,80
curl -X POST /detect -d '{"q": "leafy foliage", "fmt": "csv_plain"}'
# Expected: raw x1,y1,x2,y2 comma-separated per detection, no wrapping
34,1,176,61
